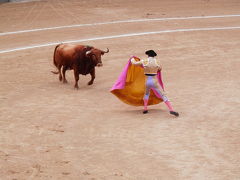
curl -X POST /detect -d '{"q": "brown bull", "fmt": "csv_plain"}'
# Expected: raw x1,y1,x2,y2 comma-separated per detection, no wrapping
51,43,109,89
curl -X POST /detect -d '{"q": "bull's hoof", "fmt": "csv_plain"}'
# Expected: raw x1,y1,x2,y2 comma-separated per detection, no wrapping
63,80,68,84
88,81,93,85
74,86,79,89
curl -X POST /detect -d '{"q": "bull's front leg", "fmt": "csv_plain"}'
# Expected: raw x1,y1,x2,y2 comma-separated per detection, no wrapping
73,67,80,89
88,68,95,85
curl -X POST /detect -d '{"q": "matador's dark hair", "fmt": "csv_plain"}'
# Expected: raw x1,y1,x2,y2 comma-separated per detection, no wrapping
145,50,157,57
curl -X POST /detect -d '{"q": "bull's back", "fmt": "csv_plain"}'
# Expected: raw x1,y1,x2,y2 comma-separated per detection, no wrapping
55,44,84,66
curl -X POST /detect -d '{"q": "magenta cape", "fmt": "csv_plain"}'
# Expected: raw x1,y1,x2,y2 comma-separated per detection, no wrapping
110,57,164,106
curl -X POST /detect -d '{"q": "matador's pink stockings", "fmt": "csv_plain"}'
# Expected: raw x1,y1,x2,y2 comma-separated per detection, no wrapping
164,100,174,111
144,99,148,111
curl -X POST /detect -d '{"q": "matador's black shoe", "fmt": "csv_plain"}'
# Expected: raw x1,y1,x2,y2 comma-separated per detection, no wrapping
143,110,148,114
170,111,179,117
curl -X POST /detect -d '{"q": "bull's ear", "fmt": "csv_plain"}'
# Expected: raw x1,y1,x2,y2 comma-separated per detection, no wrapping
83,46,92,52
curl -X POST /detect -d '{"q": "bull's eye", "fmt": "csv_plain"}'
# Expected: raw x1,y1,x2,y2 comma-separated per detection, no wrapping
91,55,97,63
92,54,96,59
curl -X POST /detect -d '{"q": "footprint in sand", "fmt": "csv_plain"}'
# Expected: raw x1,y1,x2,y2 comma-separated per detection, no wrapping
83,171,90,175
62,172,70,175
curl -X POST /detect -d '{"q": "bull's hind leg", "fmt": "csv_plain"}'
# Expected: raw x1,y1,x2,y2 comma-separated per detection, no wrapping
58,65,63,81
62,66,68,83
88,68,95,85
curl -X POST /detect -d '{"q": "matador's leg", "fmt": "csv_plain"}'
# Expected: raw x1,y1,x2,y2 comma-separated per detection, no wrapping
143,77,152,114
152,81,179,117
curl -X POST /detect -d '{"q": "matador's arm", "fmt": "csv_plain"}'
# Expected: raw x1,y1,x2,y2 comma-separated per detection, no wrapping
130,56,143,66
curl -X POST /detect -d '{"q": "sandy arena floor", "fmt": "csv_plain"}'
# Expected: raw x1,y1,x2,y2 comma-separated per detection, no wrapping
0,0,240,179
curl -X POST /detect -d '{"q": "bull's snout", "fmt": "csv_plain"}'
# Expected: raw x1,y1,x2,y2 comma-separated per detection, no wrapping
97,63,103,67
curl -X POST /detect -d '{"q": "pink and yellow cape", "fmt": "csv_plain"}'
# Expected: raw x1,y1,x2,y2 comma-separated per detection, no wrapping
110,57,165,106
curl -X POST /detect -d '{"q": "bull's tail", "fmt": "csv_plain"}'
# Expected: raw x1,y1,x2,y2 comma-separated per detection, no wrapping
51,70,59,74
51,44,61,74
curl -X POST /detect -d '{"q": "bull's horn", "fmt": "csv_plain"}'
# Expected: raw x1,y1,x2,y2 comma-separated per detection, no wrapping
102,48,109,53
86,50,91,55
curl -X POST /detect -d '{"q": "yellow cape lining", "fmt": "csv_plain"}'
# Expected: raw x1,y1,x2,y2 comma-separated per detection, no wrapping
111,58,162,106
